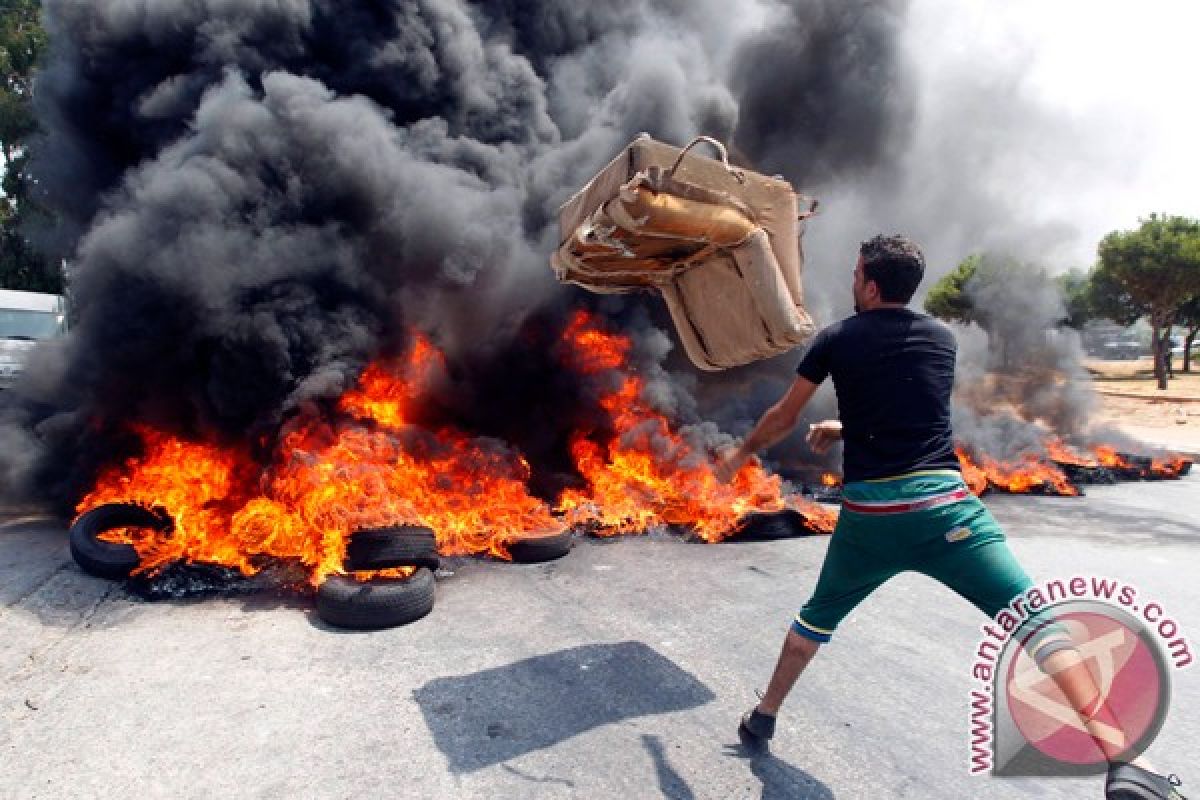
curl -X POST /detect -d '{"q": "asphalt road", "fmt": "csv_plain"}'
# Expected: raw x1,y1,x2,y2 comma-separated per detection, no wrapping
1,478,1197,800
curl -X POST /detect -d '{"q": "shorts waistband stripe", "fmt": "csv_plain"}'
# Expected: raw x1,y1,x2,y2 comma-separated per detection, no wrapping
861,469,962,484
841,487,970,515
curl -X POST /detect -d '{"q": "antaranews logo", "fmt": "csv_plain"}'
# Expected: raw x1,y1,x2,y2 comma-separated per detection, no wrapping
966,576,1191,777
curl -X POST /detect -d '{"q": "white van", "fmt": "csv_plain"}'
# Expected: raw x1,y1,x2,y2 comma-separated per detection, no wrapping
0,288,68,390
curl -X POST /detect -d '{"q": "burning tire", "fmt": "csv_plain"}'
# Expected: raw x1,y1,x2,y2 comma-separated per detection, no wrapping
505,530,573,563
730,510,813,541
69,503,171,581
344,526,439,571
315,568,436,630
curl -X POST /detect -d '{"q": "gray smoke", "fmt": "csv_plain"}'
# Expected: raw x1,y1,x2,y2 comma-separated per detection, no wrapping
0,0,1147,506
688,0,1134,470
944,255,1103,462
3,0,759,504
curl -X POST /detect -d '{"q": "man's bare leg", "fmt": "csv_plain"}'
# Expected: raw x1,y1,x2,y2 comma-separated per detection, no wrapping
1039,648,1153,770
739,629,821,746
1037,647,1190,797
758,629,821,715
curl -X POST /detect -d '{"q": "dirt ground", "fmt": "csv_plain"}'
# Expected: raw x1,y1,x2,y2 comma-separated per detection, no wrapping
1086,358,1200,453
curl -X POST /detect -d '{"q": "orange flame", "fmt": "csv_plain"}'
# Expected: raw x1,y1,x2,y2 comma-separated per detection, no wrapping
76,337,559,584
955,447,990,496
76,315,840,585
86,310,1195,590
1147,455,1191,478
1089,444,1190,478
955,445,1080,496
1091,444,1130,470
554,312,835,541
1045,437,1098,468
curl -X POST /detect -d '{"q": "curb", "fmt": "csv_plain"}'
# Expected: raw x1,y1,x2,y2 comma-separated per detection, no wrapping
1094,388,1200,403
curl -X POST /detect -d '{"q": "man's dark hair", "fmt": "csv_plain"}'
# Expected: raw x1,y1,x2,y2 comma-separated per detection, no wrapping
859,235,926,304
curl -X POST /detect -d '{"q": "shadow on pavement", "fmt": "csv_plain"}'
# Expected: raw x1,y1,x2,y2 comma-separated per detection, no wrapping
0,511,312,628
723,741,836,799
413,641,715,773
642,733,697,800
750,752,836,800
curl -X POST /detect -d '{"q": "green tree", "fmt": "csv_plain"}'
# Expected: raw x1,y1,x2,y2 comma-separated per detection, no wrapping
1095,214,1200,389
1057,268,1093,329
1085,261,1142,327
923,253,979,327
1,0,59,292
1176,295,1200,374
924,253,1062,370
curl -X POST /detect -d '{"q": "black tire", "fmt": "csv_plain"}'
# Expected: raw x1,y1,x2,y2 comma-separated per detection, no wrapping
69,503,172,580
344,525,440,571
728,510,810,541
315,568,436,630
505,529,573,563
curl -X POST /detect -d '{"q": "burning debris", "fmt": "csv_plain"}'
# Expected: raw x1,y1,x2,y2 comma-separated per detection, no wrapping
0,2,1192,631
793,442,1191,504
1046,439,1193,483
64,313,837,626
62,306,1189,628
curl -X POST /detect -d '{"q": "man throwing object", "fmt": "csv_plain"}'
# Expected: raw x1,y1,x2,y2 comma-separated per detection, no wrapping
715,235,1184,800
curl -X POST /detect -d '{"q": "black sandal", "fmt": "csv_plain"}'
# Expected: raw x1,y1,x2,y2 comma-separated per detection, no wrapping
738,708,776,749
1107,763,1187,800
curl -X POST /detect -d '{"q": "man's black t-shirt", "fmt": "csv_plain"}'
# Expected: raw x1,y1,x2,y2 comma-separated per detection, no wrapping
795,307,959,482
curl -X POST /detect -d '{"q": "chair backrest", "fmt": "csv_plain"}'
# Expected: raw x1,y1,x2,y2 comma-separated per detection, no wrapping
552,134,819,370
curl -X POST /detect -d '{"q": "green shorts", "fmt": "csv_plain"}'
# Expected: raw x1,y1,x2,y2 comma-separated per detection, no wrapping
792,470,1035,644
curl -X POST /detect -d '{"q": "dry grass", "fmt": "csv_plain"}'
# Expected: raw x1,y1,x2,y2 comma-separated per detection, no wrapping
1084,358,1200,400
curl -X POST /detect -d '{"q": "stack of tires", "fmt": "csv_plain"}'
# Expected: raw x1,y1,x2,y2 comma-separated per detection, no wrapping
69,504,575,630
315,526,440,630
311,526,576,630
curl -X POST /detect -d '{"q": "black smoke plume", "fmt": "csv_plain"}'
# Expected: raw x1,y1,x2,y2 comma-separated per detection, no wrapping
0,0,1140,509
3,0,920,507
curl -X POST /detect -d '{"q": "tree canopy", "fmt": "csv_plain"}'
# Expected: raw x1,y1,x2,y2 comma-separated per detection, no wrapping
924,253,1067,371
1175,294,1200,373
923,253,979,327
1094,214,1200,387
1094,214,1200,323
1084,260,1142,328
1056,268,1093,329
1,0,59,293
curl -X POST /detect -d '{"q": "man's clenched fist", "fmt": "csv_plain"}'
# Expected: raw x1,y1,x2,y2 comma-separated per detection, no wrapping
806,419,842,455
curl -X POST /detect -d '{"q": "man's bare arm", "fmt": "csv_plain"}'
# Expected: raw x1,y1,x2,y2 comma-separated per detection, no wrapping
715,377,819,482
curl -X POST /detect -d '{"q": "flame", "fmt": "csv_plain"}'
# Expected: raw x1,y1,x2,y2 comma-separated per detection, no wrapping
554,312,834,540
76,315,841,586
90,311,1194,588
338,335,444,429
75,337,558,584
955,445,1080,496
1147,454,1190,478
956,435,1192,493
820,472,842,488
955,447,990,496
1089,445,1190,479
76,308,1195,593
78,429,259,575
1091,444,1130,470
1045,437,1099,468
